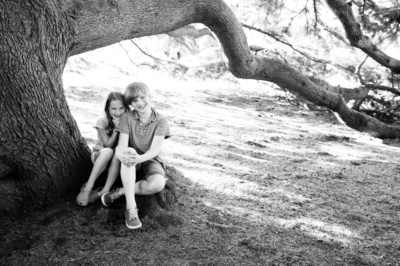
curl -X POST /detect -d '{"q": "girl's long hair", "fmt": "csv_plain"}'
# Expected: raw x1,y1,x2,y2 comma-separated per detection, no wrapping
104,92,128,136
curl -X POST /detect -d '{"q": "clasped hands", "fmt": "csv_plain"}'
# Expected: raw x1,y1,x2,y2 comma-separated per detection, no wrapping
117,147,140,167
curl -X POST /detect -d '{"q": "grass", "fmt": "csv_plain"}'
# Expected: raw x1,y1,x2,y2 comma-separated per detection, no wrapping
1,47,400,265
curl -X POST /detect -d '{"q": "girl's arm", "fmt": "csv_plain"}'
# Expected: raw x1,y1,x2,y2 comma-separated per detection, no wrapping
98,128,119,148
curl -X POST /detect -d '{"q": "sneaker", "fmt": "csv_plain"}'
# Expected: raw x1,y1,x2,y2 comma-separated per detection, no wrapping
101,188,123,207
125,209,142,229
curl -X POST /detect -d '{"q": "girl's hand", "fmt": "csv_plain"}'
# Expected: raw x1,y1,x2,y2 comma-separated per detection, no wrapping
112,119,120,128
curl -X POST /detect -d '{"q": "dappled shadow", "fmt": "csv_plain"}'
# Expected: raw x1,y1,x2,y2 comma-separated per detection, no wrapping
0,166,383,265
42,63,400,265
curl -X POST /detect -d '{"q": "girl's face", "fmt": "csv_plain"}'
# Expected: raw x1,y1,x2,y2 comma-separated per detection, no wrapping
131,92,151,114
109,99,126,120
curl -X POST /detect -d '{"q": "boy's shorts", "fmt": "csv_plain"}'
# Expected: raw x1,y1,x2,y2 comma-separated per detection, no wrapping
136,159,166,181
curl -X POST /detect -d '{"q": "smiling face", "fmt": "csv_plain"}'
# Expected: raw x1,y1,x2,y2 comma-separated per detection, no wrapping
108,99,126,120
130,92,151,114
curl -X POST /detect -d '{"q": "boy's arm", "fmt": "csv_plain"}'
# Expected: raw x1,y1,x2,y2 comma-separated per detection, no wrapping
120,135,164,165
137,135,164,163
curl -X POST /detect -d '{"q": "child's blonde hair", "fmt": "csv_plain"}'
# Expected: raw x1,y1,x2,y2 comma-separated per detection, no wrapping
125,82,151,104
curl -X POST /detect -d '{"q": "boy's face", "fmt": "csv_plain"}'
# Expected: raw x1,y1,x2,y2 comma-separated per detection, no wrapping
130,92,151,114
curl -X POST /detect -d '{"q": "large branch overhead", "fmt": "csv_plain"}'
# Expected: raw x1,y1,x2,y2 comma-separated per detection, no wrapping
241,23,354,75
67,0,400,138
325,0,400,74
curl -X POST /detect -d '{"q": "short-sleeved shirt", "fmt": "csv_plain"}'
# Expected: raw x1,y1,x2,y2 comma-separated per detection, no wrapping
115,108,171,163
93,118,108,152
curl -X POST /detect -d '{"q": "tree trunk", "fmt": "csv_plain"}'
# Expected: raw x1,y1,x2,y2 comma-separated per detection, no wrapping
2,0,400,212
0,1,91,213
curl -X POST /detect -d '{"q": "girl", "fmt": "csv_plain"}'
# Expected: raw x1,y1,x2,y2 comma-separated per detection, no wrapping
101,82,171,229
76,92,129,206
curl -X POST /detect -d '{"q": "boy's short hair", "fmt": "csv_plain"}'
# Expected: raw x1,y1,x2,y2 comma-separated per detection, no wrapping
125,82,151,104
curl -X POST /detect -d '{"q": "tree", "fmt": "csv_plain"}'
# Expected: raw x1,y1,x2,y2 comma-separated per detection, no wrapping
238,0,400,117
1,0,399,212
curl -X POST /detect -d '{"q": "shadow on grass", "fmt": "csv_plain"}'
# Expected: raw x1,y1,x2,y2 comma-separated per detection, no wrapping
0,164,389,266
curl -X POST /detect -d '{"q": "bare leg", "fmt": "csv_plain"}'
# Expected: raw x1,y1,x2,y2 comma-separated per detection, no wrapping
97,155,121,196
111,174,165,196
135,175,165,195
85,148,114,191
120,163,137,210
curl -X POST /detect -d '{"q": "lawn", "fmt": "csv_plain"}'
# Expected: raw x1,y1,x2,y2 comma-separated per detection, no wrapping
1,45,400,266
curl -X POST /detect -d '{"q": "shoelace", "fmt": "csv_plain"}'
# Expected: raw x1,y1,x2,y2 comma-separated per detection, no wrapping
127,209,138,220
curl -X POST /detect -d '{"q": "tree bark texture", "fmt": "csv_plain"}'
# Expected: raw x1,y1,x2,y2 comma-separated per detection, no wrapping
0,1,91,212
1,0,400,211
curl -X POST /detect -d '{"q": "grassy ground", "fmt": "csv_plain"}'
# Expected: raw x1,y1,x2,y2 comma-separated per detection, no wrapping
1,48,400,265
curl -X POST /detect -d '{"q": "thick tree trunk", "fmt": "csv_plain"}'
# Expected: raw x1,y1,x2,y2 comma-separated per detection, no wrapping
0,1,91,213
2,0,400,212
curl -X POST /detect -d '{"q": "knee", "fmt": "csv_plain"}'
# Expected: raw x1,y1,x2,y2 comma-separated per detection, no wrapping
145,176,165,194
102,148,114,157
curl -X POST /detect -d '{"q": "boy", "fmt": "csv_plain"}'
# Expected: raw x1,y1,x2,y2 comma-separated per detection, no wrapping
101,82,171,229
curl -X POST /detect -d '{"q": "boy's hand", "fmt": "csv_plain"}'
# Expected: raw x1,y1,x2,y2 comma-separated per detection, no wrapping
121,148,138,167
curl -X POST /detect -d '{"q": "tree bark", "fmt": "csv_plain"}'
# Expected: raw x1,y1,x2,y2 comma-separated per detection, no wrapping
0,1,91,213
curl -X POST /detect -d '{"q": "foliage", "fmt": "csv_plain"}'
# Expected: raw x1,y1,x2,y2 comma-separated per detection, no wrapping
355,0,400,42
161,0,400,125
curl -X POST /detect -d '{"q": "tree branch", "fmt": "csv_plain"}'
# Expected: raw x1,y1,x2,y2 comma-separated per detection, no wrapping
325,0,400,74
118,42,138,66
242,23,353,74
201,0,400,138
68,0,400,138
316,18,349,45
167,25,215,39
365,84,400,97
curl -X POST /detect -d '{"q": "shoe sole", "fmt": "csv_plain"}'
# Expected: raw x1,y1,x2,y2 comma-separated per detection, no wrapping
126,222,142,229
101,194,110,207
